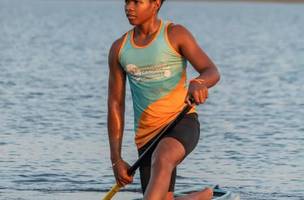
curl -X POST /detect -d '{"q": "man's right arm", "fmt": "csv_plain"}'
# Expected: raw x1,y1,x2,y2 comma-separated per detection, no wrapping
107,37,126,165
107,36,133,186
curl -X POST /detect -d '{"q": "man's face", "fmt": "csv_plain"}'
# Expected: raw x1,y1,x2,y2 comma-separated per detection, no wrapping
124,0,159,25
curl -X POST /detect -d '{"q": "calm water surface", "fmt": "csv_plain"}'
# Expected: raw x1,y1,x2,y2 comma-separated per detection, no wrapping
0,0,303,199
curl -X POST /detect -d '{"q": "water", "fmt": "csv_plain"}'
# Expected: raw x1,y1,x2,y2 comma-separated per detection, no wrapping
0,0,303,199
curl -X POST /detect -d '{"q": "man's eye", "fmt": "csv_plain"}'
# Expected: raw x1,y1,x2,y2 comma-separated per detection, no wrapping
125,0,142,5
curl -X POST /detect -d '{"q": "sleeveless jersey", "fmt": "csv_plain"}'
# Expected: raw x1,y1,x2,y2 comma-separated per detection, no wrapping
118,20,195,149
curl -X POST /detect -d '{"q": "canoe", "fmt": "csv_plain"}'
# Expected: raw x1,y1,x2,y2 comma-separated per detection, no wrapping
213,185,240,200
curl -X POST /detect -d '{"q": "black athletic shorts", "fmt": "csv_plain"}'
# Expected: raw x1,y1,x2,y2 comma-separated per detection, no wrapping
137,113,200,193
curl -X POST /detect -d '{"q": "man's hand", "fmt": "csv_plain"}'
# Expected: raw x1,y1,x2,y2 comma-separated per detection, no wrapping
112,159,133,187
185,79,208,105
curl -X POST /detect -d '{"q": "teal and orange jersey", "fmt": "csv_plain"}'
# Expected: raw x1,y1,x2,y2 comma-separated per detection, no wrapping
119,20,196,149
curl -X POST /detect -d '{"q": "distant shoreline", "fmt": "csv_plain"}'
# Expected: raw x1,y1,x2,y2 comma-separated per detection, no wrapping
169,0,304,3
53,0,304,3
46,0,304,3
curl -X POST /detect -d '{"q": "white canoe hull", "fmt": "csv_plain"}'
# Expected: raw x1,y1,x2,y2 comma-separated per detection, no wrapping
213,186,240,200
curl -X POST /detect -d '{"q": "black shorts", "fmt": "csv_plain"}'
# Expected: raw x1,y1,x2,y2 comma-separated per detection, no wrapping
137,113,200,193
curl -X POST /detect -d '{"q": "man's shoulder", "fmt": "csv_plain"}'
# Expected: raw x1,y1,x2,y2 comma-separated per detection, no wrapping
109,33,129,59
167,23,190,36
167,23,193,43
110,33,128,52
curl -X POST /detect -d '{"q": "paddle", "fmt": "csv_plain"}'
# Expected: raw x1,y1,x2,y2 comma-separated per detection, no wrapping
102,101,194,200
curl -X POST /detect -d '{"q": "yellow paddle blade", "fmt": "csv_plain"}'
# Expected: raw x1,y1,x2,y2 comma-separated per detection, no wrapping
102,184,122,200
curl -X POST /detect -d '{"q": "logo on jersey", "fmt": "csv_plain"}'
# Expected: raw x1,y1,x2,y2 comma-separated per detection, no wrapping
126,63,172,82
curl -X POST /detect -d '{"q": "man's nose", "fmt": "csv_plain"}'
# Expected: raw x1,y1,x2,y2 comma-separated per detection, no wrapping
125,2,135,13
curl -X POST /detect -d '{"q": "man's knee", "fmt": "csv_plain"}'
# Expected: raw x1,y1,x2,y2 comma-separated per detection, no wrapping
151,138,185,168
151,151,175,170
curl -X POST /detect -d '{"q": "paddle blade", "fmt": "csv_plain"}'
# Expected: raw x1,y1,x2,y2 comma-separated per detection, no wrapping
102,184,122,200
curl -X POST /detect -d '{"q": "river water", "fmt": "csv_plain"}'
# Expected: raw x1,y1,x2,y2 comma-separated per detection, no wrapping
0,0,303,199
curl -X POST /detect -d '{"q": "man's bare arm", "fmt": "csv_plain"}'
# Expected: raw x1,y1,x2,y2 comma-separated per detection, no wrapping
107,36,133,186
168,24,220,104
107,37,126,164
168,24,220,88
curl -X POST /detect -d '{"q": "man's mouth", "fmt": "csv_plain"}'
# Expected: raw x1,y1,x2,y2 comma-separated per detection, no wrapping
127,14,137,19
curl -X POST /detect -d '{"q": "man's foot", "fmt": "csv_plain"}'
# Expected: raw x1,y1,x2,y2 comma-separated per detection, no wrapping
175,187,213,200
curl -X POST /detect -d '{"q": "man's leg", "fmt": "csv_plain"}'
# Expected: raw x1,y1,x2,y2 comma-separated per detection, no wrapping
143,137,185,200
143,137,213,200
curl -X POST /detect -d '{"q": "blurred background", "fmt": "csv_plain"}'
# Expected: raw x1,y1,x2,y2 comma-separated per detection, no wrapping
0,0,303,199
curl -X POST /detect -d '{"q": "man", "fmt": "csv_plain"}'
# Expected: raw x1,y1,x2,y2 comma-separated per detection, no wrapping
107,0,220,199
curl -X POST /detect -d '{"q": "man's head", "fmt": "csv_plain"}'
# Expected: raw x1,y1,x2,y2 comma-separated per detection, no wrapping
125,0,166,25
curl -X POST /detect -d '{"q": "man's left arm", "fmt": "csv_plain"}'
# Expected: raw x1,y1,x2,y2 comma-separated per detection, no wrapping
171,25,220,104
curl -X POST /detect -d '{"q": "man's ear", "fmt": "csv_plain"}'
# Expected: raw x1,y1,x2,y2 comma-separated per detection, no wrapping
153,0,161,12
